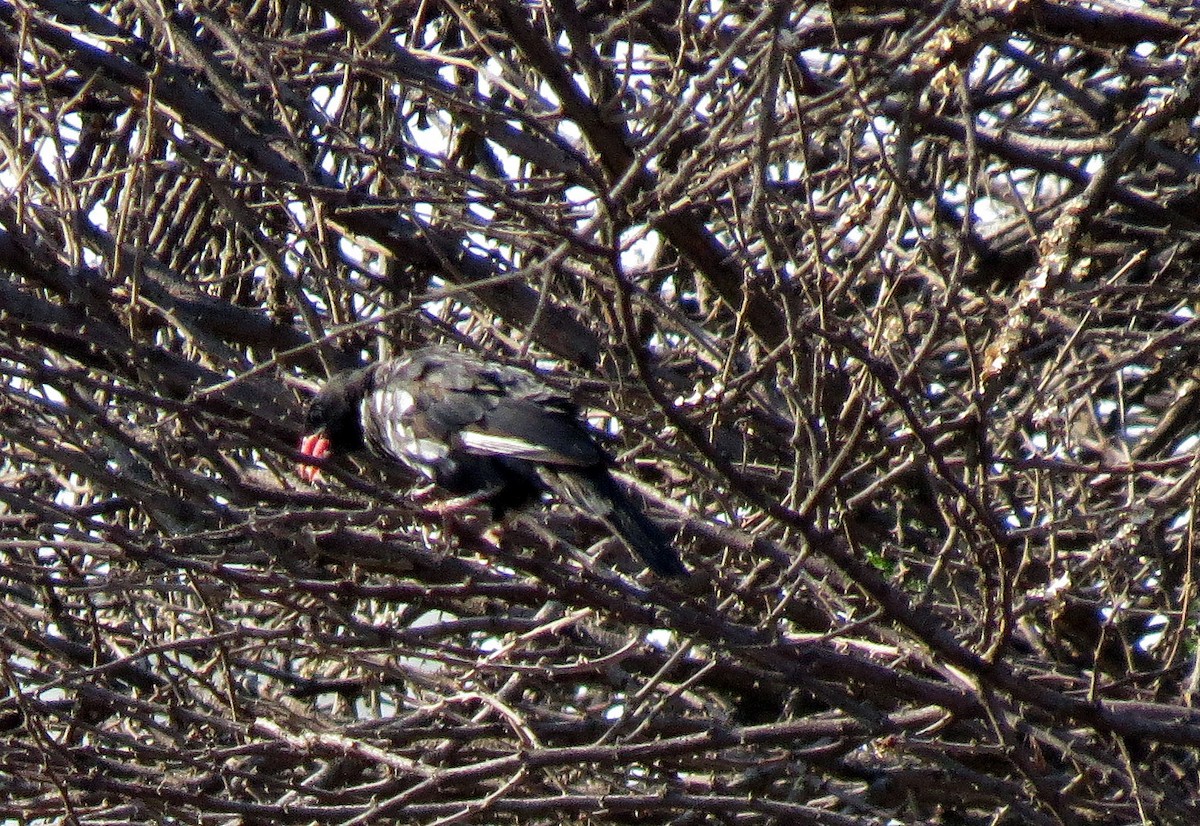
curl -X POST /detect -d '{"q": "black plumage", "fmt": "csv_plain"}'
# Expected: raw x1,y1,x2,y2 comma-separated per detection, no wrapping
300,346,686,577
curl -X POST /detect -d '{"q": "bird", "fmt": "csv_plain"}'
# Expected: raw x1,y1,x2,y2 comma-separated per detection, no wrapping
299,346,687,577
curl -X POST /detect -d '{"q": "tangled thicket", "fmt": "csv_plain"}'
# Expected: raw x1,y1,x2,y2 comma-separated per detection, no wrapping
3,1,1200,823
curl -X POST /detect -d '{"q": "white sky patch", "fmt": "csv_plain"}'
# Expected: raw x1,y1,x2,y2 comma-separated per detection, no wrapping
565,185,596,210
587,408,622,437
970,44,1005,87
283,244,307,279
538,74,563,112
166,116,191,144
359,692,401,719
1138,615,1168,653
691,89,714,120
766,160,806,183
311,83,346,119
33,135,63,184
410,108,452,155
413,199,436,223
88,200,110,231
386,610,464,671
618,225,661,269
1175,433,1199,456
468,197,496,223
840,222,865,251
496,141,525,179
52,472,93,510
970,196,1006,225
1125,422,1152,439
465,229,501,258
557,118,582,146
285,198,310,230
58,110,84,160
1168,505,1194,532
607,39,656,87
645,629,673,649
351,285,388,323
337,234,367,267
976,106,1008,132
477,57,507,98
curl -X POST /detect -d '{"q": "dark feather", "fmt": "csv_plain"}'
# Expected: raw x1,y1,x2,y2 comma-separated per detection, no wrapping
301,346,686,576
541,466,687,578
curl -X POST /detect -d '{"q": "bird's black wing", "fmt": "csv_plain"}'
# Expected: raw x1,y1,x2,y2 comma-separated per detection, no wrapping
366,347,601,469
365,347,686,576
457,395,603,468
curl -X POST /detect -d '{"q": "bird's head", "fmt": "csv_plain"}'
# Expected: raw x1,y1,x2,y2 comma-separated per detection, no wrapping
299,365,374,482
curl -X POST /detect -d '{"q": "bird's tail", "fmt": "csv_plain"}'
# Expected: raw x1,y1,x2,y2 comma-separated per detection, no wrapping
549,467,687,577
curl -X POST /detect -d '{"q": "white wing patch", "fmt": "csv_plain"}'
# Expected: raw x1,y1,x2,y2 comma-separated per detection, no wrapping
383,387,416,416
363,388,445,479
460,430,578,464
383,416,405,449
409,437,449,465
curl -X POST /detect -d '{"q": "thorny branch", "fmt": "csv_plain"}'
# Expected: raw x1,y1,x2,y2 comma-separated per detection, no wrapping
3,0,1200,823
